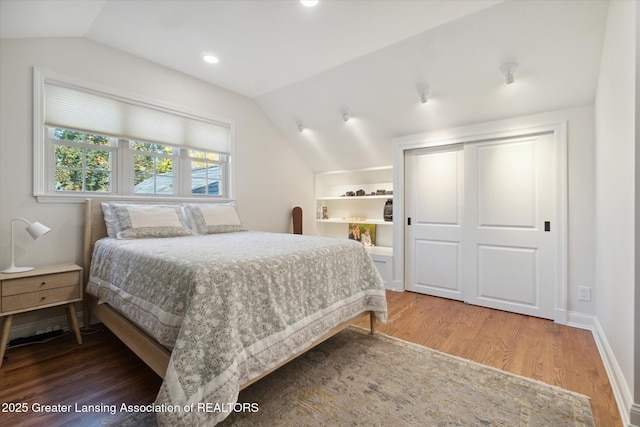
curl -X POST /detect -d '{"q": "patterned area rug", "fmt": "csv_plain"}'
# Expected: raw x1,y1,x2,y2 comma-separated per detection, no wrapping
107,326,595,426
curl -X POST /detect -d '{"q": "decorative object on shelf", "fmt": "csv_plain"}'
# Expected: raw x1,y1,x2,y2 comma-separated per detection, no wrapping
349,223,376,246
342,189,393,197
384,199,393,222
322,206,328,219
2,218,51,274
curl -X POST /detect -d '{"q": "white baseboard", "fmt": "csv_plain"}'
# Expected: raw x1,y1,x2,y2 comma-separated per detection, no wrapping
566,310,596,330
389,279,404,292
630,403,640,427
563,311,634,426
591,316,634,427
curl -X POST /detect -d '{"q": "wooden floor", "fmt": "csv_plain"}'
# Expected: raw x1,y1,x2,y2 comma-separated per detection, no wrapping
0,290,622,426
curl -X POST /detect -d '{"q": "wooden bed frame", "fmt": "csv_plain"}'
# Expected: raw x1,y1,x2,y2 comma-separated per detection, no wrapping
82,199,376,383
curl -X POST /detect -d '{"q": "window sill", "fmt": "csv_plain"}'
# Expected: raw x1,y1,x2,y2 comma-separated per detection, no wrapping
35,194,236,204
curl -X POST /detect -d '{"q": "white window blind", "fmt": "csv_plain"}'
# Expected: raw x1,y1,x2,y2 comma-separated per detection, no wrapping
44,83,230,154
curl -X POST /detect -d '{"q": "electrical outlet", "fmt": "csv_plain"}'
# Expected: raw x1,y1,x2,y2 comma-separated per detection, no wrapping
578,286,591,301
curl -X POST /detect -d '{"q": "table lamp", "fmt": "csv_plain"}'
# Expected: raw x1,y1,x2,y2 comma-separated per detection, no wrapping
2,218,51,273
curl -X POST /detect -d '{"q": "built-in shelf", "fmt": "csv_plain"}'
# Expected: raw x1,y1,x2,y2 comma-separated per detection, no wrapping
317,218,392,225
317,195,393,201
315,166,394,289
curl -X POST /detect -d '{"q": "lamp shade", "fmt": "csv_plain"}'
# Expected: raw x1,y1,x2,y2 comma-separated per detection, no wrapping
25,221,51,240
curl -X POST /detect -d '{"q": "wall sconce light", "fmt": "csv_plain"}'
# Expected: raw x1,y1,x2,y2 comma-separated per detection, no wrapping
297,122,305,132
2,218,51,273
501,63,518,85
417,84,430,104
342,110,350,122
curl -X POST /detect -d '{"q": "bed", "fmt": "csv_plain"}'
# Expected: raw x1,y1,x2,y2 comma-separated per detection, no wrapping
82,199,388,426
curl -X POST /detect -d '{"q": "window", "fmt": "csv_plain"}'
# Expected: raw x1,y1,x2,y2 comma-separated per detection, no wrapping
34,69,233,201
51,128,116,193
131,141,177,195
188,150,227,196
46,127,228,198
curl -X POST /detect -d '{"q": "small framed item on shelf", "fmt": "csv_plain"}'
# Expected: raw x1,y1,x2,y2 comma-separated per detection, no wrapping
348,223,376,246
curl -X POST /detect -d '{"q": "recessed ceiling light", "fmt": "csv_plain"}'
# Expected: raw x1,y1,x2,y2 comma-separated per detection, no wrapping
301,0,319,7
202,54,219,64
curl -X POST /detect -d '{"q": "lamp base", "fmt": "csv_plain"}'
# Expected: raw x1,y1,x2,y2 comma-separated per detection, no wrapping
1,266,34,274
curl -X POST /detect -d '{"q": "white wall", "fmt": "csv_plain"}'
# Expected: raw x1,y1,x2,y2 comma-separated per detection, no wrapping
0,38,315,337
594,1,637,425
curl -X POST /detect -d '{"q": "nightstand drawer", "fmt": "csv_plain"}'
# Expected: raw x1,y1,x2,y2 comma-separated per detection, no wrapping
2,285,81,313
1,271,81,296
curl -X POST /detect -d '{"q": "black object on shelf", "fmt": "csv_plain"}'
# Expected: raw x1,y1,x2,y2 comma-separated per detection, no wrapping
384,199,393,222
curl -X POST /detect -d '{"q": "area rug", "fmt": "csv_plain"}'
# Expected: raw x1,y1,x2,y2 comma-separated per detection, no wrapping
107,326,595,426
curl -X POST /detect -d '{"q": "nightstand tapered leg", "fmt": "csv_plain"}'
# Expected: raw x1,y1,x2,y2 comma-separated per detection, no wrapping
66,304,82,345
0,315,13,367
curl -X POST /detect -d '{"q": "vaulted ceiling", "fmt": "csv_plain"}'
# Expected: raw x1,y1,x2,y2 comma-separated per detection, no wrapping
0,0,609,171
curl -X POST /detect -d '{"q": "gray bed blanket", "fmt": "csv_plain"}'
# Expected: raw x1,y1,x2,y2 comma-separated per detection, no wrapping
87,231,387,426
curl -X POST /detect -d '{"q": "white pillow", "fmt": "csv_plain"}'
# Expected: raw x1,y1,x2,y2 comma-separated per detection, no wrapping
106,203,193,239
183,204,245,234
127,205,183,228
101,202,117,238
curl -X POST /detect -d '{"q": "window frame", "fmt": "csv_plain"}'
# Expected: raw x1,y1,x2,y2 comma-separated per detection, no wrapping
186,149,229,197
48,128,118,194
33,68,235,203
129,140,180,196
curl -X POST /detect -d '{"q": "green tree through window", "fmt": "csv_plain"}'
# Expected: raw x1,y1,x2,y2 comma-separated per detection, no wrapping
49,128,227,197
132,141,175,194
54,129,112,192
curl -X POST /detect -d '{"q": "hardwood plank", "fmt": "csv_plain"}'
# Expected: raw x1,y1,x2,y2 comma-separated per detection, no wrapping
0,291,622,426
0,327,162,426
355,291,623,427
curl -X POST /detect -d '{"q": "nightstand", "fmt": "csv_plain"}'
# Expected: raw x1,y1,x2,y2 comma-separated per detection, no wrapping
0,263,83,367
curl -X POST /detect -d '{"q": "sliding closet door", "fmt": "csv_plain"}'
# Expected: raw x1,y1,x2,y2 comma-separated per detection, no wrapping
405,145,465,301
405,133,557,319
462,134,556,319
